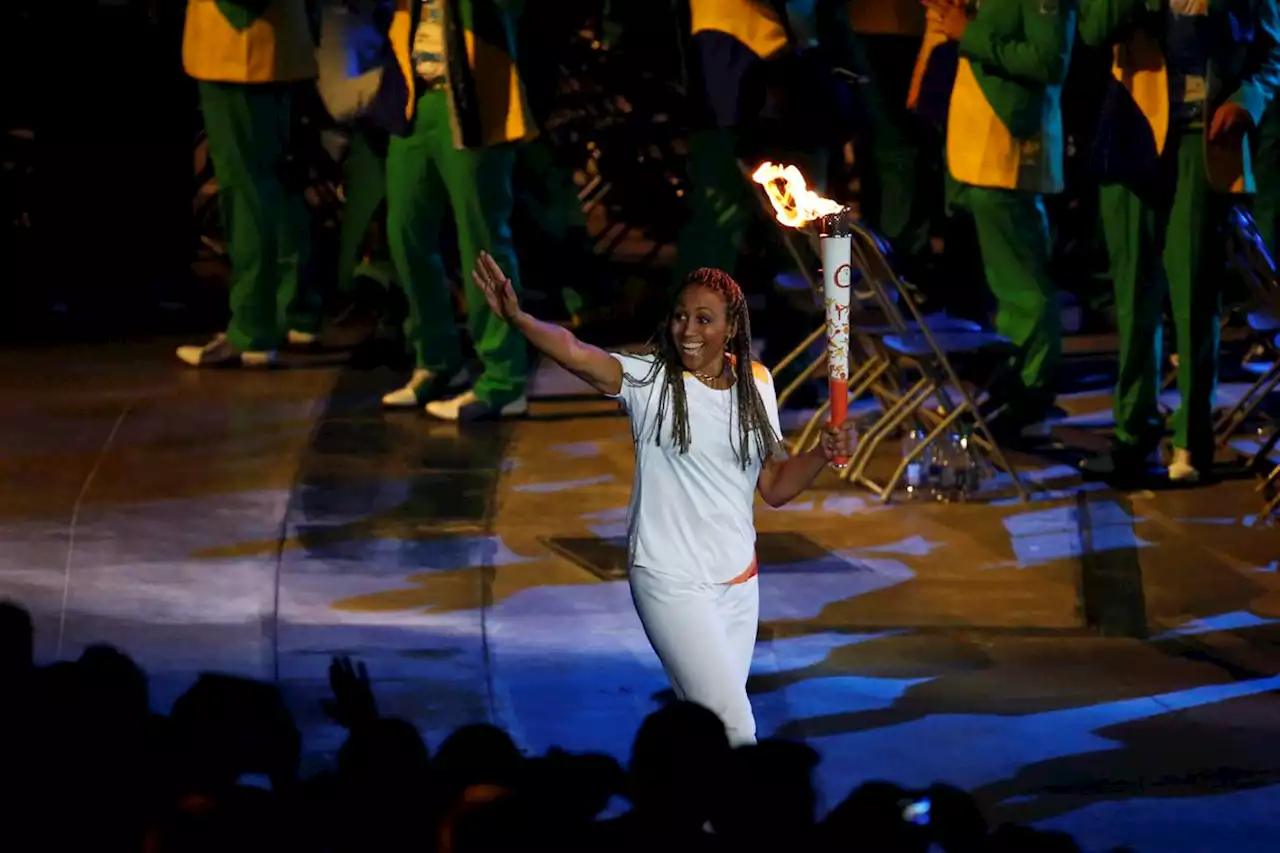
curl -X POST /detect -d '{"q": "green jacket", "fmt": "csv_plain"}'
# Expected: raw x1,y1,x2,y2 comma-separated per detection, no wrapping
1079,0,1280,191
960,0,1075,137
946,0,1076,192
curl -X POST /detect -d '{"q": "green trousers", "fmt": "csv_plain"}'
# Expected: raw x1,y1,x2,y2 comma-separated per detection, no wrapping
1100,131,1223,462
199,81,319,350
1253,102,1280,257
674,128,755,282
855,33,935,265
385,89,527,405
955,185,1061,417
674,127,828,286
337,128,391,296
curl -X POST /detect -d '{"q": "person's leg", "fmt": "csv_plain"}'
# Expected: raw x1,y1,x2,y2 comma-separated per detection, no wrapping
272,84,321,337
959,187,1061,421
674,127,755,283
630,570,757,746
1097,180,1167,459
428,94,529,412
1164,133,1221,475
337,126,390,298
859,34,931,265
940,173,993,323
1253,102,1280,257
194,81,285,354
1247,104,1280,339
715,576,760,743
384,92,461,378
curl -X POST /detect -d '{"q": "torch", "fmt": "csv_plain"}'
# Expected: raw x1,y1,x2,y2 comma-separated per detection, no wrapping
751,162,852,467
818,210,852,468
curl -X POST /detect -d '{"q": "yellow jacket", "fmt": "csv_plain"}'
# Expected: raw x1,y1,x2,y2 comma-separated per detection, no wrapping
689,0,791,59
388,0,534,149
182,0,317,84
907,17,950,111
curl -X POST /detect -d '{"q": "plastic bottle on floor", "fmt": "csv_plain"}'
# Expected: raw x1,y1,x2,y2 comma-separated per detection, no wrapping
901,424,929,500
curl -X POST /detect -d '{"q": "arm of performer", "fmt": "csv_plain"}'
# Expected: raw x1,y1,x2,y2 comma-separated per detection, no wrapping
473,251,624,396
1212,1,1280,141
1075,0,1147,50
756,421,857,509
924,0,1073,87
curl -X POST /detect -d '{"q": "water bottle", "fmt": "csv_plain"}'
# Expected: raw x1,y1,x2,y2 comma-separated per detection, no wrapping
928,432,957,502
931,427,967,502
901,425,929,499
951,428,979,500
959,426,984,498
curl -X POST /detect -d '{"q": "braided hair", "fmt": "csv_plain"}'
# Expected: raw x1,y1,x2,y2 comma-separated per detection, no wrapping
621,268,783,469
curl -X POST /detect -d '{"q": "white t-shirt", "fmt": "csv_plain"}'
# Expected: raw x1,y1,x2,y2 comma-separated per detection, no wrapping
608,352,784,585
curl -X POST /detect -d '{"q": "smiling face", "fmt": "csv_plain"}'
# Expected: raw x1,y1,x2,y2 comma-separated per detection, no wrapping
670,283,734,375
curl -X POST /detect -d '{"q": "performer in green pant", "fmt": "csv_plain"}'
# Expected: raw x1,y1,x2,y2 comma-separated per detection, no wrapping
1247,101,1280,363
1078,0,1280,483
336,127,394,300
1254,102,1280,256
177,0,322,366
925,0,1075,432
379,0,534,420
676,1,857,284
850,0,934,275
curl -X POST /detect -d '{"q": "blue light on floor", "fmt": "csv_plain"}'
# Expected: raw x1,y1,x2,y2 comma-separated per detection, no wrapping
513,474,615,493
1149,611,1280,640
550,441,603,458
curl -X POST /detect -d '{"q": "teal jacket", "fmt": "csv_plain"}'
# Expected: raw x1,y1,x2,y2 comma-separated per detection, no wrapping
1080,0,1280,191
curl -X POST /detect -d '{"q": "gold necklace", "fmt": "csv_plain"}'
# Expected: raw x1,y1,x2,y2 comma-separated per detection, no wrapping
690,361,733,387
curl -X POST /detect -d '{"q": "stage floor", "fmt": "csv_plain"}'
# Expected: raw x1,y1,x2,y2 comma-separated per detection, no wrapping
3,339,1279,852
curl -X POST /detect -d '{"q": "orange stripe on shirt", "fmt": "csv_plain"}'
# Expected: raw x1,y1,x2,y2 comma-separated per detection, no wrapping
723,554,759,585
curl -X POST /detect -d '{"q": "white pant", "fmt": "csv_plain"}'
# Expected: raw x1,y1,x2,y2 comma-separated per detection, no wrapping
629,568,760,745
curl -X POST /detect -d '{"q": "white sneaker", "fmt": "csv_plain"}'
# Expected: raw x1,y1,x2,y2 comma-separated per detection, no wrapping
1167,448,1200,484
380,367,471,408
287,329,319,347
176,334,276,368
425,389,528,422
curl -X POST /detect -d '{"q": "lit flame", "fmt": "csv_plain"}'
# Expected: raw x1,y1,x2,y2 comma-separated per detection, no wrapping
751,161,844,229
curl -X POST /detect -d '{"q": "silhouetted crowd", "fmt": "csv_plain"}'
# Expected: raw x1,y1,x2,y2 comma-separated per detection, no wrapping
0,598,1154,853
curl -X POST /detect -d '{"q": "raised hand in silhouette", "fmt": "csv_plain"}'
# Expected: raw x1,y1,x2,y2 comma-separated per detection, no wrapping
321,655,378,730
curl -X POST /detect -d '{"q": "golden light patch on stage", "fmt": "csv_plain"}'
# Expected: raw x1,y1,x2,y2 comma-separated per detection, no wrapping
0,424,319,522
329,557,592,614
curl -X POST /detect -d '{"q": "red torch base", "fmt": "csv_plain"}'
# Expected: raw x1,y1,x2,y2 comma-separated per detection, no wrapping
828,378,849,469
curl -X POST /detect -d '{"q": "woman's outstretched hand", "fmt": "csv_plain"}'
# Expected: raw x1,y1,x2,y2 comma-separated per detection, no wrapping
474,251,521,322
819,419,858,463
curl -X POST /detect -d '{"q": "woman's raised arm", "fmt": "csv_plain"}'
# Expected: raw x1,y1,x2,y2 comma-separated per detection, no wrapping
474,251,624,396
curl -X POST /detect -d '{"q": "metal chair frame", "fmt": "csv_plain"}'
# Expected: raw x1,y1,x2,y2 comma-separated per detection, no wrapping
737,161,1027,500
832,223,1029,501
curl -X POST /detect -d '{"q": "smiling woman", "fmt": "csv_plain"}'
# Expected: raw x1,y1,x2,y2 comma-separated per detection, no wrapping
472,252,857,744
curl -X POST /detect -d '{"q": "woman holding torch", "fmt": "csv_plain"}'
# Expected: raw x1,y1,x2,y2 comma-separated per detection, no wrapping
472,251,856,745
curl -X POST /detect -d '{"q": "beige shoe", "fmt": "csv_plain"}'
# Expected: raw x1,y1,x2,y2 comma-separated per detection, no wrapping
176,334,276,368
381,366,471,408
287,329,319,346
1167,448,1200,484
425,389,528,422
